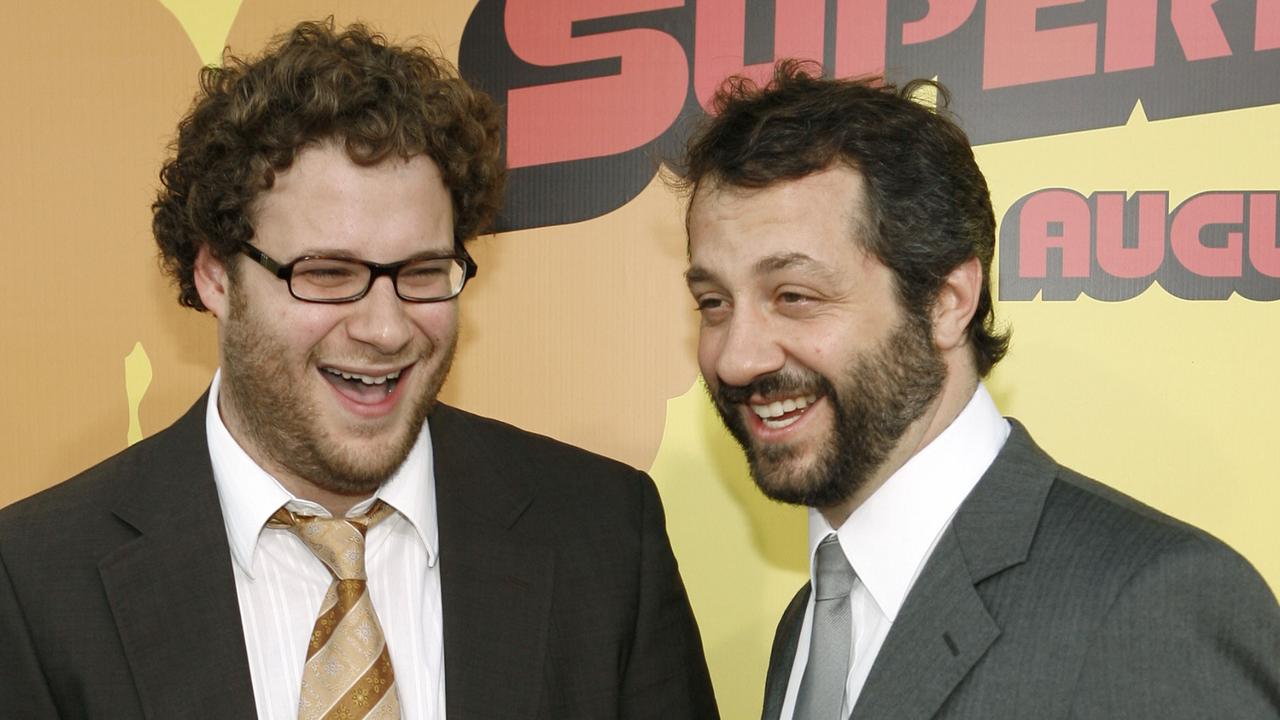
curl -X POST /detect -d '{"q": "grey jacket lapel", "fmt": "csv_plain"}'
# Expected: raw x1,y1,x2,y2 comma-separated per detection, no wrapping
849,528,999,719
762,584,809,720
851,421,1056,719
99,395,257,719
431,405,555,719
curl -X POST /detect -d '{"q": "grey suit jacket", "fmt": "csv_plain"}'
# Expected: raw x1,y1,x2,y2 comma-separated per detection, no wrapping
0,395,718,719
762,421,1280,719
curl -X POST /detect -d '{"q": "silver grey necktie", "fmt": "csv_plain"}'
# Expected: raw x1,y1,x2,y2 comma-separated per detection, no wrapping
794,533,856,720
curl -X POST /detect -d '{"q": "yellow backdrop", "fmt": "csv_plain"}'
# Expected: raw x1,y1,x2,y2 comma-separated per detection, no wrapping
2,3,1276,718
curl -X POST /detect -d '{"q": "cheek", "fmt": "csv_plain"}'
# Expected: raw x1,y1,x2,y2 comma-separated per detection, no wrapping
274,305,350,353
695,328,724,376
778,326,844,376
795,325,844,361
408,303,459,341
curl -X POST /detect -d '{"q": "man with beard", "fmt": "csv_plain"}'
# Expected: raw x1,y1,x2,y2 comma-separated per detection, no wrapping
0,20,716,720
681,62,1279,719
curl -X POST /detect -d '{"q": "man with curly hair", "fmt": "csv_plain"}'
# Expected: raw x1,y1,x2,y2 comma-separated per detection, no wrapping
0,20,716,720
680,62,1278,719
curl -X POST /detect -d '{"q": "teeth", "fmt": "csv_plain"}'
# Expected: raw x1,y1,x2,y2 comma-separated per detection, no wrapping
323,367,402,385
751,394,818,419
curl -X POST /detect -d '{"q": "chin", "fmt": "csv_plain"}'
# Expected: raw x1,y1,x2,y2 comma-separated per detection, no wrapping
311,446,407,495
748,457,818,504
747,435,861,509
302,407,427,493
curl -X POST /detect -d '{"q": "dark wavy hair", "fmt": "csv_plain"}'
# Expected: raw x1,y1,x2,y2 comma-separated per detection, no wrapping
678,61,1010,376
153,19,505,311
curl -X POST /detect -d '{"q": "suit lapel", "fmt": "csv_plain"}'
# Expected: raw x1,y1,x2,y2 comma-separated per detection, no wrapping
850,528,998,719
762,584,809,720
852,421,1057,720
99,395,257,719
431,406,555,719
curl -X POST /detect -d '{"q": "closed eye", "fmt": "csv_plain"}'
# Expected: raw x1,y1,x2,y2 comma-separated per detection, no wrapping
775,289,824,317
694,295,731,323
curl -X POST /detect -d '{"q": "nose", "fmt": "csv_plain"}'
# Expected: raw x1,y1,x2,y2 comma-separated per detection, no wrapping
345,276,414,354
705,305,786,389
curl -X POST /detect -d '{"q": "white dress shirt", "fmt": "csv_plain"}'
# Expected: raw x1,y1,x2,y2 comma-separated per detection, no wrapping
780,384,1010,719
205,370,446,720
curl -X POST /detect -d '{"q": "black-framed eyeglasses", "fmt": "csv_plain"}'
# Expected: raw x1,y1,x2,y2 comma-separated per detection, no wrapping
239,241,478,303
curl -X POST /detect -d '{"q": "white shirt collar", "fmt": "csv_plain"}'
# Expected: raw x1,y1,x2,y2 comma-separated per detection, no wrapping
807,383,1009,620
205,369,440,578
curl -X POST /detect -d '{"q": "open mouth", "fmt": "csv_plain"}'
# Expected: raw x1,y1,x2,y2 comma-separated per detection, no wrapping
320,365,406,404
750,393,820,430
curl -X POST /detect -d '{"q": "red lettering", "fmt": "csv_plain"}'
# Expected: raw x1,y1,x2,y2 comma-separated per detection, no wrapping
1258,0,1280,51
902,0,977,45
834,0,888,78
1004,188,1276,301
1171,0,1232,60
504,0,686,168
695,0,826,111
1249,193,1280,277
1103,0,1156,72
1170,192,1244,277
1095,192,1165,278
985,0,1096,89
1019,190,1092,278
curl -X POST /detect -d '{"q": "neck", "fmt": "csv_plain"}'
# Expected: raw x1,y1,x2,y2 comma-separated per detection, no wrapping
278,480,371,518
819,371,980,529
215,389,375,518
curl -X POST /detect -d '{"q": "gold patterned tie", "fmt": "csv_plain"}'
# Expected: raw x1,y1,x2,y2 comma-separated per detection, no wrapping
268,501,401,720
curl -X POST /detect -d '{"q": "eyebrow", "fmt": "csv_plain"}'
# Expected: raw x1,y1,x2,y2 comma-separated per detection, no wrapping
296,246,459,262
684,266,717,286
754,252,831,276
686,252,838,287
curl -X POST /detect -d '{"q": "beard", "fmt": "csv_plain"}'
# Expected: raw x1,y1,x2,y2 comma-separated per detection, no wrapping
711,313,946,510
219,286,454,497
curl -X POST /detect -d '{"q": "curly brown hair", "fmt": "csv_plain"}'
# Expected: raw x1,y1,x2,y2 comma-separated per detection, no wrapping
678,61,1010,376
153,19,505,311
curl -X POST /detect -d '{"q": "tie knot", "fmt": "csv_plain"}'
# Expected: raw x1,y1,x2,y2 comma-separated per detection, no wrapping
268,500,394,581
812,534,855,601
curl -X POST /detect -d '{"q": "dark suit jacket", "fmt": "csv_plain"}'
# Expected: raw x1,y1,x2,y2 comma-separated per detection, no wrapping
0,396,718,719
762,421,1280,719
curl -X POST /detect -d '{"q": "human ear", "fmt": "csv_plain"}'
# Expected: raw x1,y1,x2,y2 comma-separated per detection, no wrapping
932,256,982,352
193,245,231,319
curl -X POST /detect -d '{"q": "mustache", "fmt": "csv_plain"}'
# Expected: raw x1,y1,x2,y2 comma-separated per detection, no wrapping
715,369,833,405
